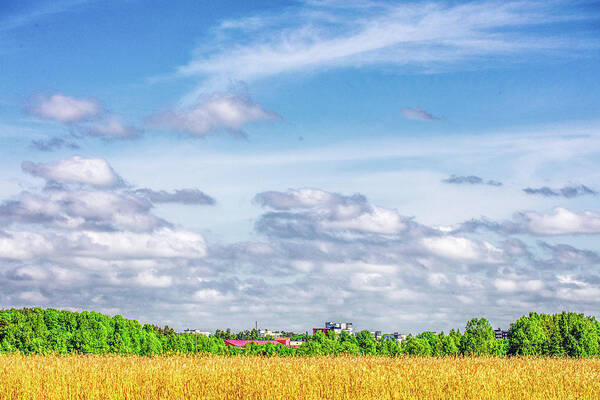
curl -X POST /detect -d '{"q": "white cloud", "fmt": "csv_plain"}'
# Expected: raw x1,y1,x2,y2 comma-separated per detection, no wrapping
149,93,278,136
134,271,173,288
0,189,167,232
421,236,504,263
349,272,393,292
69,228,206,259
0,231,55,260
556,286,600,302
22,156,122,187
556,275,587,287
255,188,344,210
19,290,49,304
319,205,406,234
14,265,48,280
494,278,544,293
524,207,600,235
193,289,233,303
256,188,407,237
427,272,449,287
29,93,101,123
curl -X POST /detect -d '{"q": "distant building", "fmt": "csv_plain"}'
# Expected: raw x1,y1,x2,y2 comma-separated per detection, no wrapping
325,322,353,335
225,338,291,347
369,331,383,340
183,329,210,336
258,329,283,338
312,322,354,336
289,340,304,348
382,332,408,342
494,328,509,339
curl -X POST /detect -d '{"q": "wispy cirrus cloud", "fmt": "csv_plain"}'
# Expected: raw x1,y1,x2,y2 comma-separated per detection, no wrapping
175,0,599,99
0,0,91,34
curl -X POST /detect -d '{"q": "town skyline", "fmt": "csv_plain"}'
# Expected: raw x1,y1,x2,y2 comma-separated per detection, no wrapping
1,0,600,333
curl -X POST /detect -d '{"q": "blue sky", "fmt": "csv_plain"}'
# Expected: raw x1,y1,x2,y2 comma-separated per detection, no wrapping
1,0,600,333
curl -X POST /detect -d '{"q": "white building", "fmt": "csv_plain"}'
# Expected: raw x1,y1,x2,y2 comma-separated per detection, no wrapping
258,329,283,338
183,329,210,336
325,322,353,335
382,332,408,343
369,330,383,340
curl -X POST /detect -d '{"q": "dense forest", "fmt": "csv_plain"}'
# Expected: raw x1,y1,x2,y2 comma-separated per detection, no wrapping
0,308,598,357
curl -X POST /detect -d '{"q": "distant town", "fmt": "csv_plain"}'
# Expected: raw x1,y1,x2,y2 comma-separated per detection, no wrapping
183,321,510,348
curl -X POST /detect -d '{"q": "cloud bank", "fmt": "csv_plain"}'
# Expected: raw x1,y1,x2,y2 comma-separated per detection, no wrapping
2,160,600,331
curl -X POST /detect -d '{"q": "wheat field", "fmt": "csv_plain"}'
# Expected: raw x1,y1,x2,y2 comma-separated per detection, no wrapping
1,355,599,399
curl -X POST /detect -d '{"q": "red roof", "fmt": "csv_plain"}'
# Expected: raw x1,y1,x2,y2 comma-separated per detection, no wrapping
225,338,290,347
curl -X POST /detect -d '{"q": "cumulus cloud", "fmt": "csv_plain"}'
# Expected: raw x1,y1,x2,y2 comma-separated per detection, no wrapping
27,93,141,142
540,243,600,266
443,175,502,186
522,208,600,235
402,107,439,121
255,188,408,237
0,189,166,232
2,167,600,332
149,93,279,137
523,185,596,198
133,271,173,288
493,278,544,293
0,231,55,260
0,156,214,322
421,236,504,264
22,156,123,188
66,228,206,259
461,207,600,236
1,156,219,236
28,94,101,123
133,188,215,205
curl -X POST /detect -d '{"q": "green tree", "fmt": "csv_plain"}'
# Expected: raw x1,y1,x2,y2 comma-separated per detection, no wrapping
460,318,495,356
508,314,548,356
402,335,431,356
355,330,377,355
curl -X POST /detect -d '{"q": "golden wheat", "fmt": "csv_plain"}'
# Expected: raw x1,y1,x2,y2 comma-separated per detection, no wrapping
1,355,599,399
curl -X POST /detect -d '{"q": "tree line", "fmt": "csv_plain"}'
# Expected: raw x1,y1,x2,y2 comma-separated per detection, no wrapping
0,308,598,357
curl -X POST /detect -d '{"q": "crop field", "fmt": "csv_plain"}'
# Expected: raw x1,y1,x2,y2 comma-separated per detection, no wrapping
1,355,599,400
